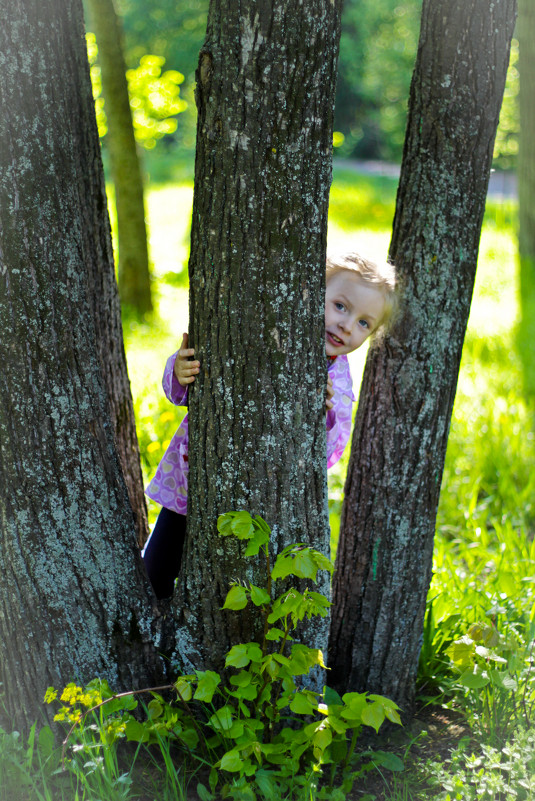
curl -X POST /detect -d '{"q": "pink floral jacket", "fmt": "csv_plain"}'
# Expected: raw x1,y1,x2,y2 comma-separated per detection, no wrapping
145,352,355,515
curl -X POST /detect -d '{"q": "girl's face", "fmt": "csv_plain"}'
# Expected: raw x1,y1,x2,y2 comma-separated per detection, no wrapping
325,271,386,357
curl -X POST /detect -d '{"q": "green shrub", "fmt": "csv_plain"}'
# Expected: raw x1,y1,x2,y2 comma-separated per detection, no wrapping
48,512,402,800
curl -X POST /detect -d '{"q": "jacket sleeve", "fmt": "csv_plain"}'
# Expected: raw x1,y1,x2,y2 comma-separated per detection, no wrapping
326,358,355,469
162,351,188,406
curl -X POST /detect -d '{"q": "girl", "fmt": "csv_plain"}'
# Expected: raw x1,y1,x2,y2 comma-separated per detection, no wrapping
144,253,397,598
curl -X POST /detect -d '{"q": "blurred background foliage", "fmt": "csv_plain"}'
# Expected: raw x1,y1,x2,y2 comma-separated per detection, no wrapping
88,0,519,170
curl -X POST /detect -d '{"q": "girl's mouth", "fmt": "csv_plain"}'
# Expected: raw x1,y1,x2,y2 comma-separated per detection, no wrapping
326,332,344,347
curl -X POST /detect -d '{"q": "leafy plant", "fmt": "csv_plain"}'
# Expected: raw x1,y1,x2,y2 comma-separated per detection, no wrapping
446,614,535,745
424,728,535,801
48,511,402,800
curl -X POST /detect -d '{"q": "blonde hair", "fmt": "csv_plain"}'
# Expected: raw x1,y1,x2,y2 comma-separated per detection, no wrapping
326,252,398,335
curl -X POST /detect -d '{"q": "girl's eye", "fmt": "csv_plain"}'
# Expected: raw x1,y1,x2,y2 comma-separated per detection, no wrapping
359,319,369,329
335,302,345,312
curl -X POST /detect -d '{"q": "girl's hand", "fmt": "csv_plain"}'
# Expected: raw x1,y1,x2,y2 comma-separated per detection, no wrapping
326,376,334,410
174,333,200,387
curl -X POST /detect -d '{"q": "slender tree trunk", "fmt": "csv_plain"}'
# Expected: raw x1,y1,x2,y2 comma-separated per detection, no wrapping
86,0,153,315
518,0,535,395
329,0,516,709
172,0,343,673
0,0,162,732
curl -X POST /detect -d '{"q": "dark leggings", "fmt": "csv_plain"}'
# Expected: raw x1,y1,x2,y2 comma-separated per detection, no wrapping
143,507,186,599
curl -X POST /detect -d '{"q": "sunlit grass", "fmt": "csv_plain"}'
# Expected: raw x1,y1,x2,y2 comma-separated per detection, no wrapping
129,172,526,548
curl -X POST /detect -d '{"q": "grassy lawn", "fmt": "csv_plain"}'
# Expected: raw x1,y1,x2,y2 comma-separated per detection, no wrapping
123,171,535,798
3,168,534,800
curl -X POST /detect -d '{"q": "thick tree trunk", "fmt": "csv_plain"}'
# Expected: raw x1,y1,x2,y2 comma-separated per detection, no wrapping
329,0,516,709
518,0,535,395
86,0,153,315
172,0,343,673
0,0,162,732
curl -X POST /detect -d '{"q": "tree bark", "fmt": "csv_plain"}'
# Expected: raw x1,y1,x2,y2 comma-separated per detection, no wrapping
86,0,153,315
172,0,343,673
329,0,517,709
518,0,535,395
0,0,162,732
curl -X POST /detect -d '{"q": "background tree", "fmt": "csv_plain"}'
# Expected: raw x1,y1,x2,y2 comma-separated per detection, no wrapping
329,0,517,709
334,0,420,161
0,0,162,731
171,0,344,674
86,0,153,314
517,0,535,394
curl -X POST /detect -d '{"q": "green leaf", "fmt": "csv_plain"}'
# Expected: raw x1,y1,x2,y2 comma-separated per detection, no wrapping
217,511,254,539
250,584,271,606
254,769,279,800
289,691,316,715
124,719,149,743
197,782,215,801
326,713,348,735
265,627,286,641
313,725,332,752
174,677,193,701
384,706,402,725
289,643,326,675
489,669,517,690
361,701,386,732
230,670,253,688
229,682,258,702
178,727,199,749
244,529,270,557
147,699,163,719
209,768,218,792
342,692,368,713
220,749,244,772
262,655,280,679
324,686,343,706
458,669,490,689
222,585,249,611
271,544,334,582
368,694,400,709
226,644,251,668
272,546,317,580
230,511,255,538
447,635,475,668
227,720,245,739
209,706,234,732
217,513,236,537
245,643,264,662
194,670,221,703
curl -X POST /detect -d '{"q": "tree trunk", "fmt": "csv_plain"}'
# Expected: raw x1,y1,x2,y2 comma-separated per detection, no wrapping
172,0,343,673
518,0,535,395
0,0,162,732
329,0,516,709
86,0,153,315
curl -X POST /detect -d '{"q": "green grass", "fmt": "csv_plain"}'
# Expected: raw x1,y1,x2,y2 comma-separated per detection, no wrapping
5,166,534,799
